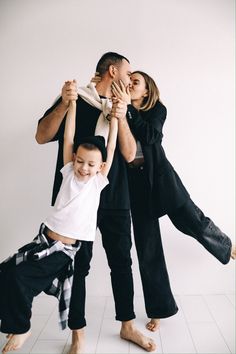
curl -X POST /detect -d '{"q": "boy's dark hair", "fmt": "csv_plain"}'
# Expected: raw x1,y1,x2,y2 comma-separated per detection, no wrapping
74,136,107,162
95,52,130,77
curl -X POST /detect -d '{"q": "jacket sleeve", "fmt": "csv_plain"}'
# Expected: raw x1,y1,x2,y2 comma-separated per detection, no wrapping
126,102,166,145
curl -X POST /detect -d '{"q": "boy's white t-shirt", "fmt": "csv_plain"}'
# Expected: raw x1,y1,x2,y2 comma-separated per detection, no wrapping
44,162,109,241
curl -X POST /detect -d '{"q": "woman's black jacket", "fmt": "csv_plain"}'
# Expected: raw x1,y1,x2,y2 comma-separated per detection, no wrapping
127,101,190,217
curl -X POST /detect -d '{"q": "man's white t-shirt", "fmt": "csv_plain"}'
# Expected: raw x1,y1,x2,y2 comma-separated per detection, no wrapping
44,162,109,241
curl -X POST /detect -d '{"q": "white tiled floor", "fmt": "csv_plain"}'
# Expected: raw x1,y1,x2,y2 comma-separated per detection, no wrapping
0,294,235,353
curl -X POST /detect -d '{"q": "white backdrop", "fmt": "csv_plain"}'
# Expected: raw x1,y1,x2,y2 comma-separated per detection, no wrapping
0,0,234,296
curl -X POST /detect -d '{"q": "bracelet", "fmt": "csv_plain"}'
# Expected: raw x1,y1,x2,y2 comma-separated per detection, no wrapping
106,114,112,122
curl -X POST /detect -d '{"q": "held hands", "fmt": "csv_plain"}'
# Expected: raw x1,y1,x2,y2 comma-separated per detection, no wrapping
62,79,78,107
90,73,130,120
111,97,127,120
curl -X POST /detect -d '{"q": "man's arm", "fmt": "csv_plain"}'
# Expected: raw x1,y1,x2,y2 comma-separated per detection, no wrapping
101,117,118,177
63,101,76,165
35,80,77,144
111,98,136,162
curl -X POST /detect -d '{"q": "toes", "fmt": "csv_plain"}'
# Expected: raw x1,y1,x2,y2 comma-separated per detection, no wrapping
146,322,156,332
148,340,156,352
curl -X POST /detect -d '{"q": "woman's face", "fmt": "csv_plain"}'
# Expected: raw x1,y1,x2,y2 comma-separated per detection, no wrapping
129,73,148,104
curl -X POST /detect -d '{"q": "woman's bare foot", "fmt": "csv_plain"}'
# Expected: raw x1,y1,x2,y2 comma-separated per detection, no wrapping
120,320,156,352
146,318,160,332
6,335,13,339
231,245,236,260
2,331,31,353
67,329,85,354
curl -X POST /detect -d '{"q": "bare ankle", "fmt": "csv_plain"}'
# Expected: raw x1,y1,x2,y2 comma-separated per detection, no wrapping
121,320,134,329
72,329,84,342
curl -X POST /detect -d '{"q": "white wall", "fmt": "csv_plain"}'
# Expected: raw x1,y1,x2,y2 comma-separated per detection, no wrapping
0,0,234,296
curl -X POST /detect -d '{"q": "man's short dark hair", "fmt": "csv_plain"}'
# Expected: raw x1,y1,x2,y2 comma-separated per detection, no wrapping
96,52,130,77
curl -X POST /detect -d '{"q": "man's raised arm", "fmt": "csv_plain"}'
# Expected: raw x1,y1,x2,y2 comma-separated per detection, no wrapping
35,80,77,144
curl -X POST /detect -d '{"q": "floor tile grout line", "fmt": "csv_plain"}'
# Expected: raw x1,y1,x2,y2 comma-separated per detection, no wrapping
95,295,110,354
202,294,233,353
225,293,235,308
29,303,61,353
178,295,198,353
158,325,164,354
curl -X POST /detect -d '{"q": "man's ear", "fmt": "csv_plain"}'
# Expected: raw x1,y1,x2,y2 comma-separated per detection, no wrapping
108,65,117,79
72,153,76,162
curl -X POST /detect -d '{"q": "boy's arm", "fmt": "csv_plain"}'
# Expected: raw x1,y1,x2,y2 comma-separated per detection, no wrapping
63,100,76,165
101,117,118,177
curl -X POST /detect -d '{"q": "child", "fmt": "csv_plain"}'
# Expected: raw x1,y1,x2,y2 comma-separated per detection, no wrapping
0,98,118,353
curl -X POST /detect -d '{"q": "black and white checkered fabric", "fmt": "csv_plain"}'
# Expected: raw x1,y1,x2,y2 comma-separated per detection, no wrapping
0,223,81,330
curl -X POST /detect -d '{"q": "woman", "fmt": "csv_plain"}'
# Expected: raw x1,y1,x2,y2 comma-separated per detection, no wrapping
111,71,235,332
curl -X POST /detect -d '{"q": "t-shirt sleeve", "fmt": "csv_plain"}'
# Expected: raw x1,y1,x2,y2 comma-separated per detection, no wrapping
96,173,109,191
60,162,73,177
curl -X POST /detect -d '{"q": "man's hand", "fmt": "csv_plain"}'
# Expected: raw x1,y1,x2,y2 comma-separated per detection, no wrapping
62,79,78,107
111,97,127,120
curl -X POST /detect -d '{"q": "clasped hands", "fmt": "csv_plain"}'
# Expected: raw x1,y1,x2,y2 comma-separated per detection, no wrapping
61,79,78,107
92,72,131,120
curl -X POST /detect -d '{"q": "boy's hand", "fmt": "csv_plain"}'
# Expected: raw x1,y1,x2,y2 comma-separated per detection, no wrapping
61,79,78,107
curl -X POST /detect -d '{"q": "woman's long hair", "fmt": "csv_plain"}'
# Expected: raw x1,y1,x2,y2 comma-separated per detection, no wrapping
132,71,161,111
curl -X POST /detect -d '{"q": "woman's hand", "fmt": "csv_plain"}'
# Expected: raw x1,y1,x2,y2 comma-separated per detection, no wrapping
111,80,131,105
90,72,102,84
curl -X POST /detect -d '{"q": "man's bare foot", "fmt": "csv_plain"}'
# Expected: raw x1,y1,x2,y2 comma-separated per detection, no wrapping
231,245,236,260
67,329,85,354
146,318,160,332
120,320,156,352
2,331,31,353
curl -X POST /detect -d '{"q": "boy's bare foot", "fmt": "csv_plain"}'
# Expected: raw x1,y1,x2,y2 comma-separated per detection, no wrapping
67,329,85,354
146,318,160,332
2,331,31,353
120,320,156,352
231,245,236,260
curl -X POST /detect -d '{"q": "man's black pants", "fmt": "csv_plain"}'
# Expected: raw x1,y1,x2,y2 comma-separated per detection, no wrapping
68,209,135,330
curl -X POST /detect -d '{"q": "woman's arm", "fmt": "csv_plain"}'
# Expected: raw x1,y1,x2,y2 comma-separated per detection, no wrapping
63,101,76,166
127,103,166,145
101,117,118,177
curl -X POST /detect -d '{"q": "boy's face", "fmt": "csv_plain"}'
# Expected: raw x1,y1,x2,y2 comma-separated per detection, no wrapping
73,146,103,182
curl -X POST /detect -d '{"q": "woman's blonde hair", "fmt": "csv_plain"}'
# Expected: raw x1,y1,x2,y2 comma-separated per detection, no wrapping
132,71,161,111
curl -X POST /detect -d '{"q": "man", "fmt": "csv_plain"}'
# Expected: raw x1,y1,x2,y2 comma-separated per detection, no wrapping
35,52,156,353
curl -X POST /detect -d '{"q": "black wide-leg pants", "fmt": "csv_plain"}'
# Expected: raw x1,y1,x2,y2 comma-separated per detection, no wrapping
68,209,135,330
127,165,232,319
